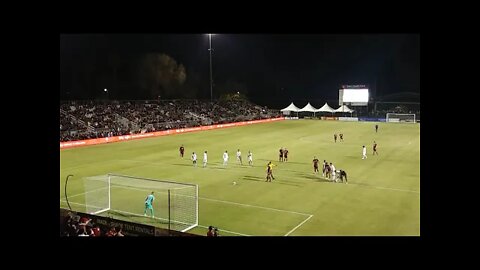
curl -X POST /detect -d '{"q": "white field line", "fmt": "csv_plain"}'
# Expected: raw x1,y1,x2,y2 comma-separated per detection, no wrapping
60,200,250,236
60,200,103,210
109,184,311,216
199,197,311,216
62,176,417,238
195,224,250,236
347,183,420,194
116,159,419,194
284,214,313,236
63,184,313,236
316,175,419,194
60,186,109,200
114,210,249,236
60,175,110,200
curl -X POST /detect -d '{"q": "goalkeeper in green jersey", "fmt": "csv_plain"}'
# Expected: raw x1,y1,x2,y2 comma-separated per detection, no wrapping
144,191,155,218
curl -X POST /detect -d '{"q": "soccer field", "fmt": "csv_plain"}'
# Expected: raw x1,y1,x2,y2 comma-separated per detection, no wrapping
60,120,420,236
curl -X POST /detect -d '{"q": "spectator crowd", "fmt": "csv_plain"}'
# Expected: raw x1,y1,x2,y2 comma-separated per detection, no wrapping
60,99,280,142
61,211,125,237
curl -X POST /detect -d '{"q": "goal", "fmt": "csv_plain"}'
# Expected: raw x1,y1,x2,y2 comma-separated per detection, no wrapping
81,173,198,232
386,113,416,123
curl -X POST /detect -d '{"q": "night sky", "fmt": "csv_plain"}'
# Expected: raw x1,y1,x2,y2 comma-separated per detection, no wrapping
60,34,419,106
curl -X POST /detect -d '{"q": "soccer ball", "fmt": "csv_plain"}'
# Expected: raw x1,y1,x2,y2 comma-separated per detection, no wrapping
233,181,237,185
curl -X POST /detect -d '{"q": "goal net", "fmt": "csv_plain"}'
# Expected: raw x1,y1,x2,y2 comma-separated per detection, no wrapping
78,174,198,232
386,113,416,123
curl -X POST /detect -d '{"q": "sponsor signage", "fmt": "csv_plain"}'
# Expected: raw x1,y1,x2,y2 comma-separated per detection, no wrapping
61,117,285,149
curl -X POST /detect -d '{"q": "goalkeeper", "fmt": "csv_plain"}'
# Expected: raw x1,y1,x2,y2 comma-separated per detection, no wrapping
144,191,155,218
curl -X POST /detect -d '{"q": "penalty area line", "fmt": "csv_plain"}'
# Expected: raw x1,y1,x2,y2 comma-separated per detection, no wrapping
200,197,311,216
195,225,251,236
59,186,109,200
347,183,420,194
107,184,313,217
284,214,313,236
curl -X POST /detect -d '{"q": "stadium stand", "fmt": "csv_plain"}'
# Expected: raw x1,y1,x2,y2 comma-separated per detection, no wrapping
60,99,280,142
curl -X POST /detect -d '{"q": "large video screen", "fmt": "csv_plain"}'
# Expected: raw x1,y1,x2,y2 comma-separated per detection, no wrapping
342,89,369,103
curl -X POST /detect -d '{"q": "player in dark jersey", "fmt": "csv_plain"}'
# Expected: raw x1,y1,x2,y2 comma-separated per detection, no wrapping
339,133,343,142
266,162,272,182
339,170,347,183
313,157,319,174
284,148,289,162
325,163,331,179
207,226,215,237
279,148,284,162
375,124,378,133
334,133,337,143
322,160,327,177
373,141,378,155
179,145,185,157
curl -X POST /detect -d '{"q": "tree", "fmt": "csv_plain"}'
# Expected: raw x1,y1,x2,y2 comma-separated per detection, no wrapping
136,53,187,99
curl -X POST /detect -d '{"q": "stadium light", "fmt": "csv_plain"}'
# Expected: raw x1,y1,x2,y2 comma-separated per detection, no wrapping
208,34,214,102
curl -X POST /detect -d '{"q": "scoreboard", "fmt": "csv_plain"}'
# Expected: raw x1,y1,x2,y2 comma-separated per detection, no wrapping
338,85,369,106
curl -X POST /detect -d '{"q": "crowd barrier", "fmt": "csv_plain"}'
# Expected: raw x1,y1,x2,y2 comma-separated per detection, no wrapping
60,117,285,149
338,117,359,122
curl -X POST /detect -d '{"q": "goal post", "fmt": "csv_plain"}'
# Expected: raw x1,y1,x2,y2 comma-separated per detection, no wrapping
386,113,416,123
82,174,111,215
80,173,198,232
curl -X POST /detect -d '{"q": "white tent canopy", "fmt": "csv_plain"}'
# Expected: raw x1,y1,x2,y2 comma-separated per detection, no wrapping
315,102,335,113
334,105,354,113
298,102,318,112
280,102,300,112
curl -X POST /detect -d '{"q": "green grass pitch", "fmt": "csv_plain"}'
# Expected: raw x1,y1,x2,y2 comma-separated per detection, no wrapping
60,120,420,236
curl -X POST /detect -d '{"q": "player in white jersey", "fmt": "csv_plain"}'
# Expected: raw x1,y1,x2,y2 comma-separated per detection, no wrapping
203,151,208,168
236,149,242,165
362,145,367,159
191,152,197,167
330,163,336,182
247,151,253,166
223,150,229,166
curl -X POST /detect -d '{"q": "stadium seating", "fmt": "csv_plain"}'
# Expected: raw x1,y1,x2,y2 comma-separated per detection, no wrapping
60,100,280,142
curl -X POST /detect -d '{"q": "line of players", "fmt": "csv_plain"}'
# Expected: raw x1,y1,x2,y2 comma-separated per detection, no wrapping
181,144,278,183
179,124,378,183
179,143,371,183
179,145,253,168
312,157,347,183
